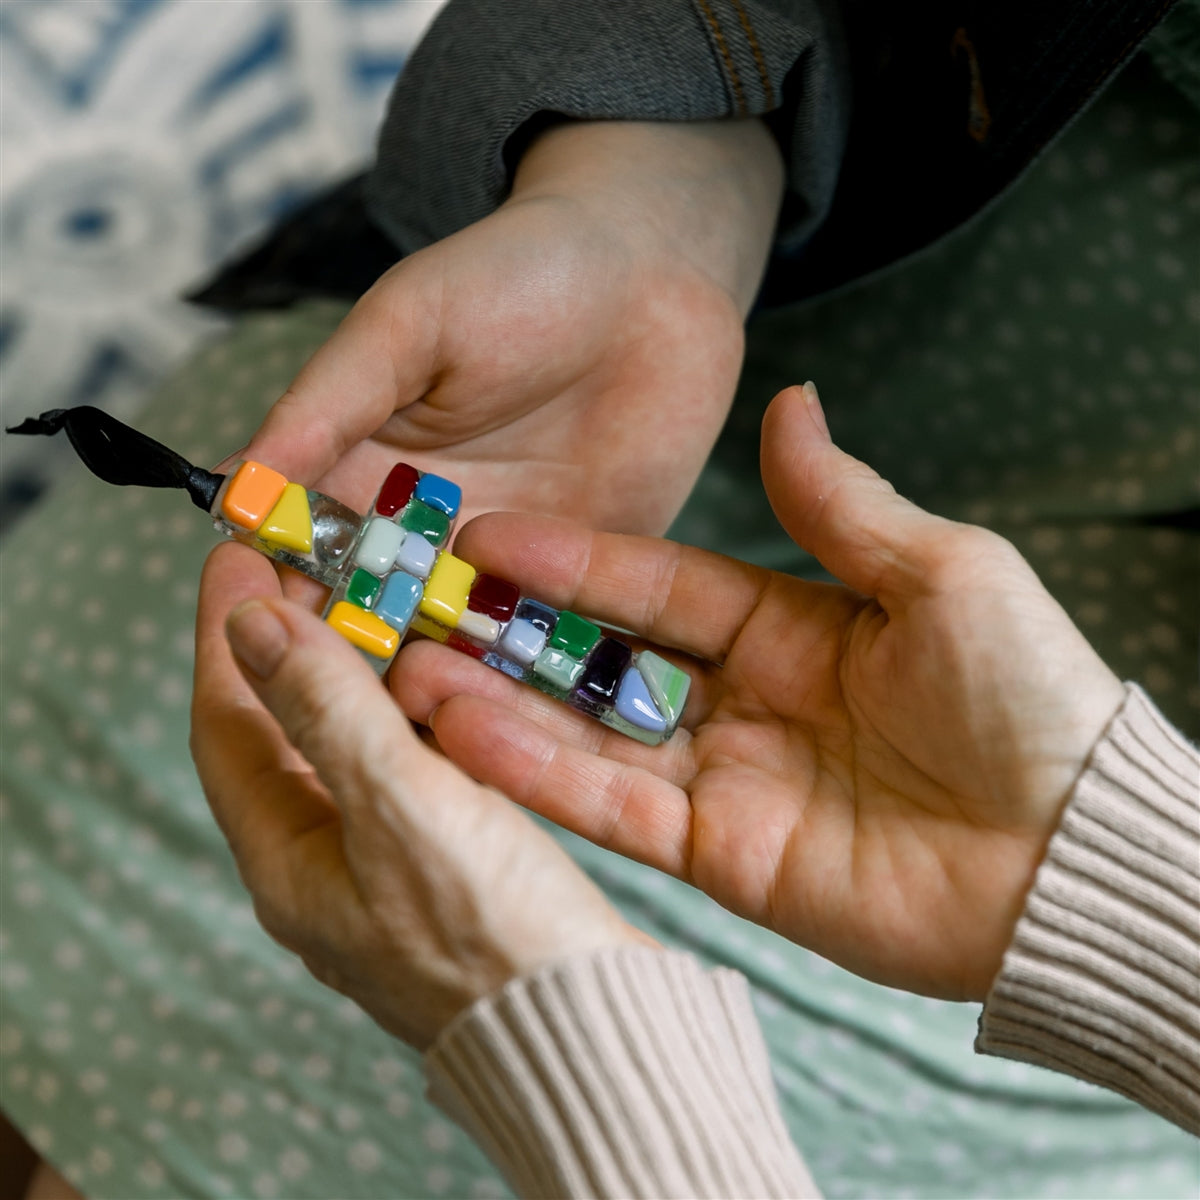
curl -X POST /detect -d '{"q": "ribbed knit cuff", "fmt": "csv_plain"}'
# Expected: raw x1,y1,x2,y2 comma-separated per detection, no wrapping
424,946,819,1199
977,684,1200,1135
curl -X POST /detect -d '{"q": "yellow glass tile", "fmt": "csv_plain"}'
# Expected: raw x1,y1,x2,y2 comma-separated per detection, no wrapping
259,482,313,554
409,612,449,643
326,601,400,659
418,553,476,628
220,461,288,530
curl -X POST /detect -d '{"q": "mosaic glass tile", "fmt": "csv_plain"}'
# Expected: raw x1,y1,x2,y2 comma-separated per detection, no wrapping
346,568,382,609
399,500,450,547
548,611,601,659
637,651,690,728
419,553,475,627
221,461,287,530
514,598,557,635
375,463,419,517
576,637,632,707
326,601,400,659
533,646,585,691
375,572,423,634
310,493,361,568
497,618,546,666
259,482,313,554
446,631,487,660
354,517,406,575
457,609,500,645
615,667,667,734
395,531,437,579
468,573,519,622
414,473,461,519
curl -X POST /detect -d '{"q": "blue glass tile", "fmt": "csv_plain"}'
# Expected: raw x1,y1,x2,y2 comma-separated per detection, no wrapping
374,571,423,633
615,668,667,735
514,598,557,634
414,473,462,519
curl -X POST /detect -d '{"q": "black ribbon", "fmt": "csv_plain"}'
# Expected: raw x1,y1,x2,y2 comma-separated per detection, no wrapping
6,406,225,513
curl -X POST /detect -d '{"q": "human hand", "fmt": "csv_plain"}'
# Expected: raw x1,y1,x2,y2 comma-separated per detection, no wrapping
233,119,783,534
190,541,651,1049
394,384,1126,1002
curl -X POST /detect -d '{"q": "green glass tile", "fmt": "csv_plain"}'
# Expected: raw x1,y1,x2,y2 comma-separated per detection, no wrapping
636,651,690,726
532,647,585,691
400,500,450,547
548,610,601,658
346,568,382,608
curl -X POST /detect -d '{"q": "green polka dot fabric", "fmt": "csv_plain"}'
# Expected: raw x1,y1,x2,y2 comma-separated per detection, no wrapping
2,35,1198,1200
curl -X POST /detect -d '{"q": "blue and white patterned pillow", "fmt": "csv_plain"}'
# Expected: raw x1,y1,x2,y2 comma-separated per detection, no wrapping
0,0,444,517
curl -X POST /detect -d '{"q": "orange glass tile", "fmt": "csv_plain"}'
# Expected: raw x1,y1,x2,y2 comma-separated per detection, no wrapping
221,461,288,531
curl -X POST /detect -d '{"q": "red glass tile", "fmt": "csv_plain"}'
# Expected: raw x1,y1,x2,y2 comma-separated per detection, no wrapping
446,631,488,660
468,573,520,621
375,463,420,517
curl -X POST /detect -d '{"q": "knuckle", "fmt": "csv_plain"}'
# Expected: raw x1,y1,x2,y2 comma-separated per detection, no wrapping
277,675,357,765
250,891,303,953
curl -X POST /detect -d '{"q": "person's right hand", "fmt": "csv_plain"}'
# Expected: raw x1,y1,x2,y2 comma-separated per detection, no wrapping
229,119,783,536
394,384,1127,1004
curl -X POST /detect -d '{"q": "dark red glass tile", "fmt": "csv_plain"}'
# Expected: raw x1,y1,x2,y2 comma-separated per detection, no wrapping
375,463,420,517
468,573,520,621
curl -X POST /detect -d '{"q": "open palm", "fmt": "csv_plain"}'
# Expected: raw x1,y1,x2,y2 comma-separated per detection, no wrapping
396,386,1125,1001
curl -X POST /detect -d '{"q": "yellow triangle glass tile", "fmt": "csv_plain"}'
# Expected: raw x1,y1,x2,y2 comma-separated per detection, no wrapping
259,482,313,554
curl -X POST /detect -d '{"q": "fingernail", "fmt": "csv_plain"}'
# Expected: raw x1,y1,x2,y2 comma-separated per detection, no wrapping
802,381,830,439
227,600,290,680
212,446,248,474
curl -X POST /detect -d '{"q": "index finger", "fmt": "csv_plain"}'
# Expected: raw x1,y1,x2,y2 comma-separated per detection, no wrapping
452,512,772,664
236,260,435,485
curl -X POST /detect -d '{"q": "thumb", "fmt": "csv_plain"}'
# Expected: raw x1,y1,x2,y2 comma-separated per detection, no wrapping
224,263,437,483
225,596,442,818
760,383,962,604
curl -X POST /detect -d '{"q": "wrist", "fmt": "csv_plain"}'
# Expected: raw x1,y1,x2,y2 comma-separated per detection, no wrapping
426,921,661,1047
510,118,784,314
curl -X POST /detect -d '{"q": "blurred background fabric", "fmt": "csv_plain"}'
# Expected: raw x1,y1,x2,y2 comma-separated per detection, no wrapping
0,0,445,531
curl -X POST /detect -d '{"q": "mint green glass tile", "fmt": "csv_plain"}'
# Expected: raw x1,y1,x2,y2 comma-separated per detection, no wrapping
532,646,585,691
637,651,690,727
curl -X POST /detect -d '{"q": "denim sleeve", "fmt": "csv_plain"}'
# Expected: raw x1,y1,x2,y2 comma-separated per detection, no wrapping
364,0,851,257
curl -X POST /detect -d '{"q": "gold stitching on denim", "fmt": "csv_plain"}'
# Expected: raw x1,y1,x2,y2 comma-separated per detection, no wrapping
950,28,991,144
729,0,775,108
696,0,748,115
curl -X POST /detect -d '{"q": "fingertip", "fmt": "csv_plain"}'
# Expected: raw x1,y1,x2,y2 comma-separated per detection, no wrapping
226,599,291,682
196,543,284,663
762,382,829,450
211,446,247,474
801,380,830,439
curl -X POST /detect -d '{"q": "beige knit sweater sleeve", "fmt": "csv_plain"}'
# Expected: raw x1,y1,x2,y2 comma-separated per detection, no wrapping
425,684,1199,1197
976,683,1200,1135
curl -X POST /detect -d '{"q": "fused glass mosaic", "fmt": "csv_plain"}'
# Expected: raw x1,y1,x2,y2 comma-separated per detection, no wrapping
212,459,689,745
7,408,689,745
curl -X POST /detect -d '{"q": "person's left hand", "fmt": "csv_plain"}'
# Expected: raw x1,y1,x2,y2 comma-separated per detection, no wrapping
190,541,651,1049
391,386,1125,1003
